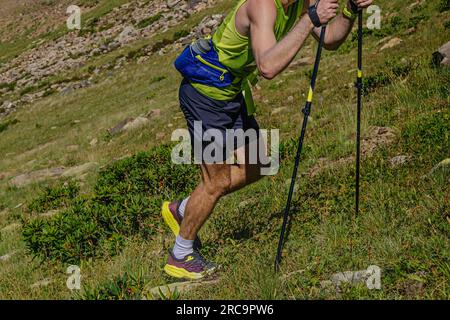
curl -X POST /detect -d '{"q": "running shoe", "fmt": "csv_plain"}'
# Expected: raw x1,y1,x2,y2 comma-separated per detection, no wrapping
164,250,217,280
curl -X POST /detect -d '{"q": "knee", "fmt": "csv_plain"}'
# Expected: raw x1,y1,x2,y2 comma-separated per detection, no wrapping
204,176,231,198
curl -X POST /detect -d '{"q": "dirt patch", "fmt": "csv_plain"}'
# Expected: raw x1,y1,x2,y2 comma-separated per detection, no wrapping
306,126,397,177
396,272,427,298
361,126,396,157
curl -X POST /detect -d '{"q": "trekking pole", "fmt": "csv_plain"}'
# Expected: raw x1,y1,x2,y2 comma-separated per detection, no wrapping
275,25,327,271
355,9,363,217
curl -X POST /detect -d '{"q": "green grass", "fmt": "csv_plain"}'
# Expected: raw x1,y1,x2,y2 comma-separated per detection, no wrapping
0,0,131,64
136,13,162,29
0,0,448,300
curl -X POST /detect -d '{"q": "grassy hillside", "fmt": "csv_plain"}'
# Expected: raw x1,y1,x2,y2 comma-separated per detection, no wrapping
0,0,448,299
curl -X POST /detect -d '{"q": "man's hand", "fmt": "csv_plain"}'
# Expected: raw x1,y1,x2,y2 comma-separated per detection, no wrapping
316,0,339,25
349,0,374,10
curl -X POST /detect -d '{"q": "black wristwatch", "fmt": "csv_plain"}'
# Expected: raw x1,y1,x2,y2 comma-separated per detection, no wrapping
348,0,361,14
308,3,322,28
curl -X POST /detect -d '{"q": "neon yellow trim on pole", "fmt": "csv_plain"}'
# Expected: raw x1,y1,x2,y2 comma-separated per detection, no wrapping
307,86,313,102
358,70,363,78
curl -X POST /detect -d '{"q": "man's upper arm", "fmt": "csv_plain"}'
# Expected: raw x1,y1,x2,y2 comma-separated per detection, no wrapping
248,0,277,67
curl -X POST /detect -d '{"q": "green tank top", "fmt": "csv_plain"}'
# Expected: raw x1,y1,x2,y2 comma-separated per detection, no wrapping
191,0,304,114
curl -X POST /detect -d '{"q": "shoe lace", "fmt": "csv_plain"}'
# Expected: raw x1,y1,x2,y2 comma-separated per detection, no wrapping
188,251,210,268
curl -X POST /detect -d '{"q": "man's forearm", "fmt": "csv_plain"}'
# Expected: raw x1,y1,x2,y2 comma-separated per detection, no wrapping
259,14,314,79
322,2,357,50
323,13,355,49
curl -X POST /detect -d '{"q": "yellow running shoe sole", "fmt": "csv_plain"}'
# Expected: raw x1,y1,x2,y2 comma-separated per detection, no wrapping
163,264,205,280
161,201,180,236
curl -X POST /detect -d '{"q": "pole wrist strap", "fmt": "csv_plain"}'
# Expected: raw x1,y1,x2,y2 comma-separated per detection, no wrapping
308,4,322,28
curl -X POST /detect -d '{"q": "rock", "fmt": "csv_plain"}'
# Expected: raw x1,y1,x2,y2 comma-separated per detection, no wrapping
271,107,287,115
143,279,220,300
166,0,182,8
117,26,137,44
2,101,15,110
137,56,148,64
389,155,411,167
31,278,52,289
330,270,369,286
287,96,294,102
408,0,423,10
147,108,161,118
0,0,216,110
60,86,74,96
89,138,98,146
380,37,402,51
10,167,66,187
0,251,17,262
123,116,150,131
404,27,416,35
62,162,98,178
108,117,135,135
109,41,121,51
432,41,450,66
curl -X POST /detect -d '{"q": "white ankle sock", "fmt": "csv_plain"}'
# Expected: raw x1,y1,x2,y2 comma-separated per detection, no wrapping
178,197,190,218
173,235,194,259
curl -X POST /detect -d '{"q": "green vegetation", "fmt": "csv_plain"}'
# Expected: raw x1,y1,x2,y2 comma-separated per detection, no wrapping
173,29,190,41
0,119,19,133
0,0,448,300
22,145,199,264
77,271,149,300
136,13,163,29
27,181,80,214
0,82,17,92
362,60,413,95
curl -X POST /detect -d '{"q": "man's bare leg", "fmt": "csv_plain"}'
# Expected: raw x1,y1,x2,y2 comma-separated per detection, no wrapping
180,163,232,240
180,140,267,241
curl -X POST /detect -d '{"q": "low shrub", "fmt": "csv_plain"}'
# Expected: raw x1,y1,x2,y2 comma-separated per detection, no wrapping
77,272,148,300
0,81,16,91
136,13,162,29
151,39,173,53
0,119,19,133
22,144,200,263
173,29,190,41
362,61,413,95
28,181,80,213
